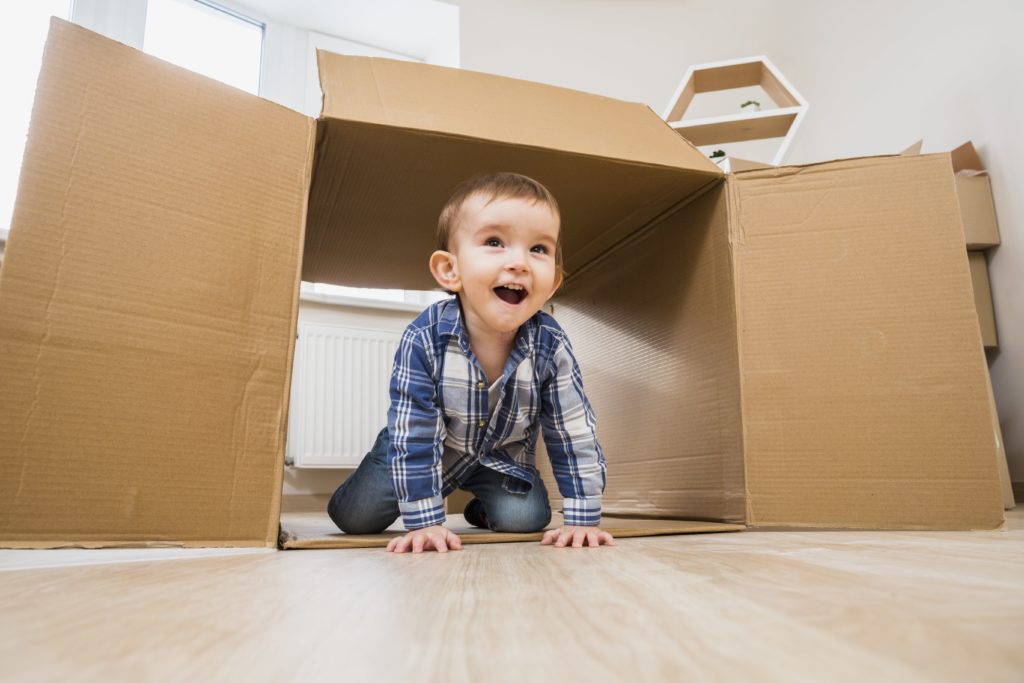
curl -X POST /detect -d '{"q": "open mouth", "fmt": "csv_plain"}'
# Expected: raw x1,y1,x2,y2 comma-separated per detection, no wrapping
493,285,528,305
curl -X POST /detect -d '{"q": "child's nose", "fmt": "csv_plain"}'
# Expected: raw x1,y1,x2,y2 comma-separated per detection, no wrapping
505,249,528,272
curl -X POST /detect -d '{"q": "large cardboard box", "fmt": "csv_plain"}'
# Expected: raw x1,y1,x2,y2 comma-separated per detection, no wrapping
0,20,1004,547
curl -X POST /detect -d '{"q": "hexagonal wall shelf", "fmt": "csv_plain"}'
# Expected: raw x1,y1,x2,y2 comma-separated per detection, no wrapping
662,56,808,166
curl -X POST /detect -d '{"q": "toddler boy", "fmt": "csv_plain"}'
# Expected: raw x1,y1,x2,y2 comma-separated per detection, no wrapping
327,172,614,553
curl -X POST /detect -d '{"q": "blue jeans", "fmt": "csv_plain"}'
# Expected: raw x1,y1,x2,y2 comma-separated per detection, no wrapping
327,428,552,534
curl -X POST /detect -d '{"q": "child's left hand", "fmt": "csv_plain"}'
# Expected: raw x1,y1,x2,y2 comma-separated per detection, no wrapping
540,525,616,548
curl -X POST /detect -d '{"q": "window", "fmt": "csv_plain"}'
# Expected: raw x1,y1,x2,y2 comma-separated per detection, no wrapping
143,0,263,95
301,33,443,307
0,1,72,234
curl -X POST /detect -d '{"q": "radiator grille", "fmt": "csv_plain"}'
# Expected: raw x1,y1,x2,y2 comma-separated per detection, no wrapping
287,322,401,467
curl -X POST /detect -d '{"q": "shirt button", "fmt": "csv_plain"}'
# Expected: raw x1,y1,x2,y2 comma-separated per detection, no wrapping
477,381,485,389
478,419,485,428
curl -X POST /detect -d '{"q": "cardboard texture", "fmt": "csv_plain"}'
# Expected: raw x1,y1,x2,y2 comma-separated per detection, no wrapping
0,20,1005,548
0,20,314,548
726,158,999,528
967,251,998,348
279,512,742,549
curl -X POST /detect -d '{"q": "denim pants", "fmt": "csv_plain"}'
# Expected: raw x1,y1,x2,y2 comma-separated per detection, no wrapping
327,428,552,534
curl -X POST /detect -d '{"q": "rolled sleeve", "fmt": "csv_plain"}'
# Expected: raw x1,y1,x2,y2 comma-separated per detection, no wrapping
398,496,447,530
562,496,602,527
388,329,447,530
540,333,606,523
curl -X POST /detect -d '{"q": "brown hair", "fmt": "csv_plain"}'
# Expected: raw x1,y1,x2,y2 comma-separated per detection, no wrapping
437,172,562,270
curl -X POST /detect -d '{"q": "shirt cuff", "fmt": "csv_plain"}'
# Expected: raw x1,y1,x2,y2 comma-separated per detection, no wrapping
562,496,602,526
398,495,447,530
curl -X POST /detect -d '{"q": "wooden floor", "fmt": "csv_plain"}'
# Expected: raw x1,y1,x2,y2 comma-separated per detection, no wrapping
2,511,1022,682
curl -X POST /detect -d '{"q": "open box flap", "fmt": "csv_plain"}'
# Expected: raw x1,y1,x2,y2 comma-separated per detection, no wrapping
0,19,314,547
303,52,723,290
950,140,986,173
727,154,1003,529
316,52,719,175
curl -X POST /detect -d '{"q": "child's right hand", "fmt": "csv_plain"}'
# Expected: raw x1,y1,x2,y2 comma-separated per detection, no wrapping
386,524,463,553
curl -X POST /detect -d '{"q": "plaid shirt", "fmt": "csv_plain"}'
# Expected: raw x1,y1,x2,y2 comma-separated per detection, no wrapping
387,297,606,530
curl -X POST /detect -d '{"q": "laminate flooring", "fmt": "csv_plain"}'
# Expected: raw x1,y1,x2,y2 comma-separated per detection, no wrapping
2,510,1022,682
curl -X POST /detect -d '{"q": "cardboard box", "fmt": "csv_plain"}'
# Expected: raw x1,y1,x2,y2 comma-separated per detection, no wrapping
903,140,1001,249
968,251,998,348
951,141,1001,249
0,20,1004,547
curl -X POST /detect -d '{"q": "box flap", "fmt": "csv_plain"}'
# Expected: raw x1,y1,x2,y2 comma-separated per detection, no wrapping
317,52,718,175
899,140,923,156
303,53,723,290
950,140,986,173
728,157,774,173
728,154,1003,529
0,19,315,547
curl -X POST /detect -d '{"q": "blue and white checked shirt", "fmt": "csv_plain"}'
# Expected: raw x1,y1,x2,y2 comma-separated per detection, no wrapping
387,297,606,530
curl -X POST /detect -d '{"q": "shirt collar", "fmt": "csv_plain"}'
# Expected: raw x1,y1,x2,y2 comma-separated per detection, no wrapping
437,296,537,358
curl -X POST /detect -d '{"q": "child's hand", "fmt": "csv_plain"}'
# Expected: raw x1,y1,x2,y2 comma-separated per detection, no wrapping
540,525,616,548
386,524,463,553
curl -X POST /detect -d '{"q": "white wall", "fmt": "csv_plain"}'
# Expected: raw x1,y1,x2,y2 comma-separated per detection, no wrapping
447,0,1024,481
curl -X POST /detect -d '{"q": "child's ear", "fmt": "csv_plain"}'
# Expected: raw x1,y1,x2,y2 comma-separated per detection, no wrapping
547,268,564,299
429,250,462,292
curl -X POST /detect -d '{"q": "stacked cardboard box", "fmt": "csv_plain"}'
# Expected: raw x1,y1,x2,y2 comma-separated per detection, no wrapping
0,20,1005,548
903,140,1001,348
954,142,1000,347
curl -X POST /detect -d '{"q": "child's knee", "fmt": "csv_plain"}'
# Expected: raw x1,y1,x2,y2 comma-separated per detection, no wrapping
327,490,392,535
327,504,391,535
488,501,552,533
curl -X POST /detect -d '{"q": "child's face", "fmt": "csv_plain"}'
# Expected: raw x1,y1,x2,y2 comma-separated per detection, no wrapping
432,193,562,339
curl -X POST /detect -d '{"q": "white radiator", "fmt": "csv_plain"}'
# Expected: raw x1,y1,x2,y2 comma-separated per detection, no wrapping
287,322,401,468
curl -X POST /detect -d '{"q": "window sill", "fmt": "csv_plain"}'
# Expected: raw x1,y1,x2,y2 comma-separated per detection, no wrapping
298,290,429,313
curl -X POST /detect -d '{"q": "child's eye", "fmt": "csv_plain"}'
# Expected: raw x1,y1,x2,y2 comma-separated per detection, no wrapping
530,245,549,254
485,238,502,247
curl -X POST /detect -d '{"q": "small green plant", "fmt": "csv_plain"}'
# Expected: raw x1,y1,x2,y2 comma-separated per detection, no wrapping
741,100,761,111
710,149,726,159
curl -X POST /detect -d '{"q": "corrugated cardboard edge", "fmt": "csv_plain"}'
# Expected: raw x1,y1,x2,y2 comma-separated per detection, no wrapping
265,118,319,548
725,175,754,526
